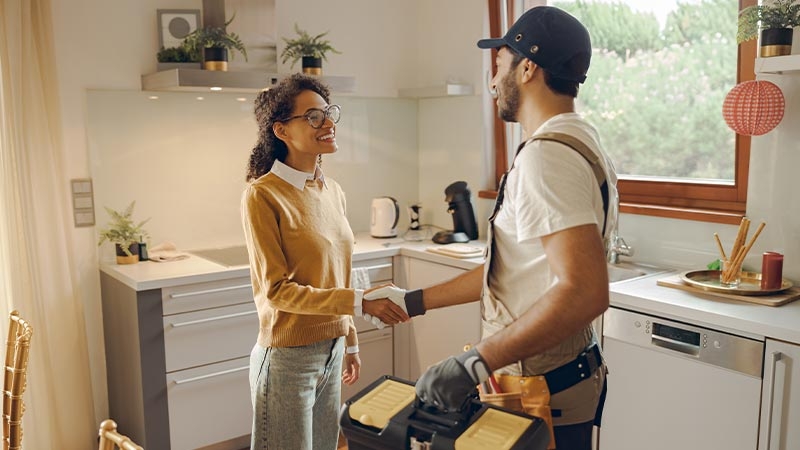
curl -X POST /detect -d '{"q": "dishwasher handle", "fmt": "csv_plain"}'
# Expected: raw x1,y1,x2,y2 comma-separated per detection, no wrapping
651,334,700,356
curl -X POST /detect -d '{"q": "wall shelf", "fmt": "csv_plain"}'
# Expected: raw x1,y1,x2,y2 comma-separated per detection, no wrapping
398,83,474,99
755,55,800,74
141,69,355,94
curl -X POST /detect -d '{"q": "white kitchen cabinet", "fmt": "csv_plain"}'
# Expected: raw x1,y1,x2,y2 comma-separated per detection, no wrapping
101,273,256,450
394,257,480,380
758,339,800,450
341,327,394,402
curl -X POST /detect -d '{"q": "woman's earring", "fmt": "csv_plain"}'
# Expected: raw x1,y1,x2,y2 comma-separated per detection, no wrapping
318,154,322,166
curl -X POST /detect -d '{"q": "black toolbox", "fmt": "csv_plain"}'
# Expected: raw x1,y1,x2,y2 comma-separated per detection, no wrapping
339,375,550,450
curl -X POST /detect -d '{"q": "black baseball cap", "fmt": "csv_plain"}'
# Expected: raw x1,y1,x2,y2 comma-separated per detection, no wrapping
477,6,592,83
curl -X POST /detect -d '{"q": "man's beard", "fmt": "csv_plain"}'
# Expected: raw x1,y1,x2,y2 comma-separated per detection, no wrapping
497,71,520,123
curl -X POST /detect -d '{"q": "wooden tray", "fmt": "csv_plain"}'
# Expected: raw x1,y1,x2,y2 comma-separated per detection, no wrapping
681,270,792,296
657,274,800,307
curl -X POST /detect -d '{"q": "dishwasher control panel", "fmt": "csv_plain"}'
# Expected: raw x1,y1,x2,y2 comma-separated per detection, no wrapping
603,307,764,377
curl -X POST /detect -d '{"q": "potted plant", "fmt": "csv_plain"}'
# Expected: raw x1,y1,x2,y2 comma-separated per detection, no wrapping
181,14,248,71
156,46,201,71
738,0,800,57
280,23,341,75
97,201,150,265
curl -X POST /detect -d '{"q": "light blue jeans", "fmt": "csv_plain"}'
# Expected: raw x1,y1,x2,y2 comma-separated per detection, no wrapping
249,337,344,450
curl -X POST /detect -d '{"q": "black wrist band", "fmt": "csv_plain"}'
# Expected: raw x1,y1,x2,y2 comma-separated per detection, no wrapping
404,289,426,317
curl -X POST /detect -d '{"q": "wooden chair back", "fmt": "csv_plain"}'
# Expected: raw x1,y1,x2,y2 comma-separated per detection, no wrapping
98,419,143,450
2,310,32,450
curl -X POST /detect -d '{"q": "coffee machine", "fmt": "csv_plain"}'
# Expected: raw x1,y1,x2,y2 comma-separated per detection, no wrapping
432,181,479,244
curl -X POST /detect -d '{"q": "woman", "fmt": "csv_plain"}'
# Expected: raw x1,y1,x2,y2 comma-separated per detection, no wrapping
242,73,408,450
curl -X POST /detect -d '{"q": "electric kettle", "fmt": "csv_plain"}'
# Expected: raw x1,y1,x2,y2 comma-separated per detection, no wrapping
371,197,399,238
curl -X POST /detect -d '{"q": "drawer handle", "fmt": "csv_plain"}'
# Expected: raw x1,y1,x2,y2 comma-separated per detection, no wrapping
172,366,248,385
169,283,252,299
358,329,392,344
358,263,392,272
168,310,257,328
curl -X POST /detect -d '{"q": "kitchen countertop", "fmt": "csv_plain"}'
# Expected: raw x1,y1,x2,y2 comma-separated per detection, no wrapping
100,232,800,345
99,232,486,291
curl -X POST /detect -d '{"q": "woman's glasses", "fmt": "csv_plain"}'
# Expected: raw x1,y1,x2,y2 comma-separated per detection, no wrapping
279,104,341,129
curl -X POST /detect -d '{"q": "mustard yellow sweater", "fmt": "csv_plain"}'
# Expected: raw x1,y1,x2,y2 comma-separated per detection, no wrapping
241,171,357,349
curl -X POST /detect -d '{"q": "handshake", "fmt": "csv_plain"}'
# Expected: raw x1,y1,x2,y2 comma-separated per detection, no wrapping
360,285,425,328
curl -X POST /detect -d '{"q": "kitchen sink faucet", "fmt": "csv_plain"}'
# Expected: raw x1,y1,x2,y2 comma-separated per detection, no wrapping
608,234,634,264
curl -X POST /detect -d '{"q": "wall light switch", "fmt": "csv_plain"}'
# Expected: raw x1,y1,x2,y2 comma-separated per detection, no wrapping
71,178,95,227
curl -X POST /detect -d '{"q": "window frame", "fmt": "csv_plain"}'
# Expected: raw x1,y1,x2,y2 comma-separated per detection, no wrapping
479,0,755,226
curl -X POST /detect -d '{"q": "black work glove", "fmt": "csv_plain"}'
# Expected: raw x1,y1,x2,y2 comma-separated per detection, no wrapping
415,347,491,413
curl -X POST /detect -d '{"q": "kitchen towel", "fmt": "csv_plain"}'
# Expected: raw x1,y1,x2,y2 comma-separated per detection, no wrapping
351,267,371,290
148,242,190,262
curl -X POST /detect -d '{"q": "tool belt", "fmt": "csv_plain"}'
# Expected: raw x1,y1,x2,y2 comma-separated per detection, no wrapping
479,343,603,450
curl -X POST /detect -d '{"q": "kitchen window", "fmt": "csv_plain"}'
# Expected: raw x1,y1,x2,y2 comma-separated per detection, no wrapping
480,0,755,225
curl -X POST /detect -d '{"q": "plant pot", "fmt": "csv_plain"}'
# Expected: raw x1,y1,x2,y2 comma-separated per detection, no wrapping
203,47,228,71
302,56,322,75
115,243,140,265
760,28,793,58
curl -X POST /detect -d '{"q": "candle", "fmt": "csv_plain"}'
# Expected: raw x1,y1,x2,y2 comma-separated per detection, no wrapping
761,252,784,290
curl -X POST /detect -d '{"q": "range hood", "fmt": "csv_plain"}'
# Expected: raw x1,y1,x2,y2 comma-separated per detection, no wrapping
141,68,355,94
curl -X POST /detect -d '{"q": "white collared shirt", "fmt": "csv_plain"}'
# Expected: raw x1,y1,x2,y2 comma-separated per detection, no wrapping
269,159,327,190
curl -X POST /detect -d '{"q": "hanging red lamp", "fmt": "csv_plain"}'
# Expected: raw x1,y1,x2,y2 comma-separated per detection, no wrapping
722,80,785,136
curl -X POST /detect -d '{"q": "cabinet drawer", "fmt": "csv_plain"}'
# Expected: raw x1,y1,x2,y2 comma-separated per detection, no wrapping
162,277,252,316
167,356,251,450
353,257,393,283
163,302,258,372
342,327,394,402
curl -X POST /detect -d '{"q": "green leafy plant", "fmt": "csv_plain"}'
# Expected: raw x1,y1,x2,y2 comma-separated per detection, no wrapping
181,14,248,61
737,0,800,43
97,201,150,256
280,23,341,68
157,46,199,63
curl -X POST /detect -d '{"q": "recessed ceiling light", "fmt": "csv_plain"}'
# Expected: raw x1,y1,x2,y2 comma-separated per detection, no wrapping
148,95,159,100
236,97,247,102
210,86,222,91
196,96,205,101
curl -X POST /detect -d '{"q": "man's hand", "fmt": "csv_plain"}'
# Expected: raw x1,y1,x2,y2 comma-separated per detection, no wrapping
415,347,491,412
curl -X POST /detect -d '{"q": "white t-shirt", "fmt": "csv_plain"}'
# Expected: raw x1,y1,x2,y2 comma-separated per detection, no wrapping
487,113,617,325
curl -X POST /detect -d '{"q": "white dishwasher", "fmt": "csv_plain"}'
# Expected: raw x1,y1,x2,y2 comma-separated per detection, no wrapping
600,307,764,450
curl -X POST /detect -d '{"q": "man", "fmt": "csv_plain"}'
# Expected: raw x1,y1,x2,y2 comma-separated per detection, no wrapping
365,6,618,450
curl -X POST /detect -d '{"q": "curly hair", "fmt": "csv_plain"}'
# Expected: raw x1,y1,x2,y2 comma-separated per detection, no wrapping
246,73,331,181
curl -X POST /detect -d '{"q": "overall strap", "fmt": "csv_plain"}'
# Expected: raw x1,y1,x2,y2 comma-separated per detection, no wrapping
522,132,606,189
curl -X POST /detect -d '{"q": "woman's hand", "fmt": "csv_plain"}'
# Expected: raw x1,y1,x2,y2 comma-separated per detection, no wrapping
362,297,409,325
342,352,361,385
